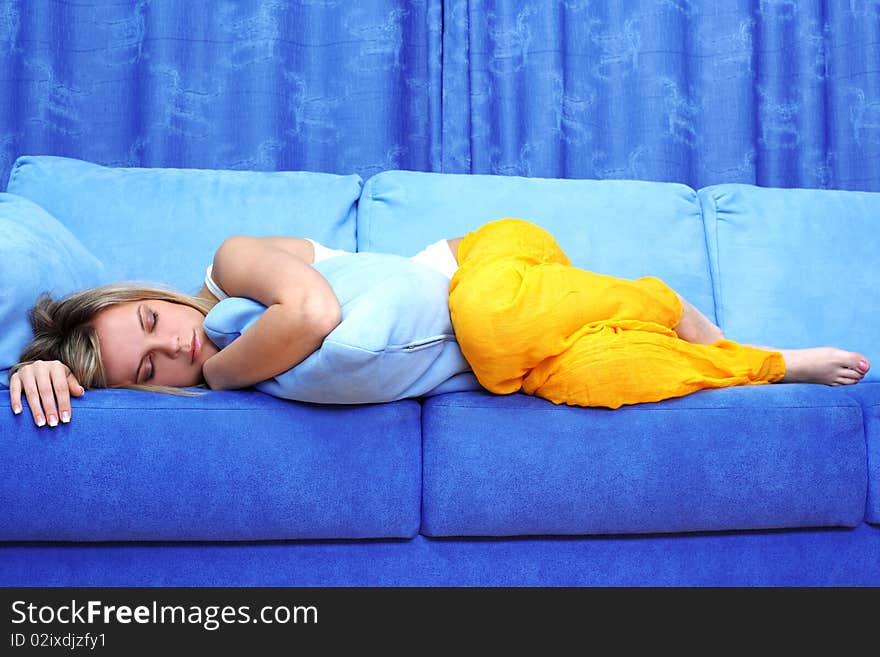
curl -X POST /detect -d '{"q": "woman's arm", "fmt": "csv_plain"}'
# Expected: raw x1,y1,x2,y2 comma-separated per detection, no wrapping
201,235,341,390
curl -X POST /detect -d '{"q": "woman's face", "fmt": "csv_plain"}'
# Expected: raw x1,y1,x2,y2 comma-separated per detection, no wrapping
91,299,219,388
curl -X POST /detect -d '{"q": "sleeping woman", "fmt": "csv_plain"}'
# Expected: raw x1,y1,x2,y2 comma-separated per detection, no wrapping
7,218,871,427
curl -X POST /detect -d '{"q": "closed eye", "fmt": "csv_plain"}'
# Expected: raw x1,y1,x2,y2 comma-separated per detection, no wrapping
136,305,159,384
146,308,158,381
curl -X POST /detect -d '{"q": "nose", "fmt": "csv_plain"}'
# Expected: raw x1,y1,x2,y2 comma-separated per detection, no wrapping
151,333,183,359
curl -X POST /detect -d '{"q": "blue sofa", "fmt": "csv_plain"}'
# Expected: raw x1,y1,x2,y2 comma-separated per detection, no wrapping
1,156,878,586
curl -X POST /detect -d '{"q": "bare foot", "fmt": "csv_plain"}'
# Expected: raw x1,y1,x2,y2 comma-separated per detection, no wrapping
673,295,725,345
779,348,871,386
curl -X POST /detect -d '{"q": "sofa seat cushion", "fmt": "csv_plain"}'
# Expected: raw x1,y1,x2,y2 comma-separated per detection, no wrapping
6,155,362,292
422,386,866,537
0,389,421,541
843,383,880,524
699,183,879,382
359,170,716,322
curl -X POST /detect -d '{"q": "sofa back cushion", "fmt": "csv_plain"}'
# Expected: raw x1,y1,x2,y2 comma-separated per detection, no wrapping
358,170,716,320
0,193,106,384
700,184,879,381
6,155,363,294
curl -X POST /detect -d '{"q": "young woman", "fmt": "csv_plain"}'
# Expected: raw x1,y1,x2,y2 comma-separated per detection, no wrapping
8,219,871,427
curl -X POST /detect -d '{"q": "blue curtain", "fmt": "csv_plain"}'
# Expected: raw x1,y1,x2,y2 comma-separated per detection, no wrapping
2,0,879,191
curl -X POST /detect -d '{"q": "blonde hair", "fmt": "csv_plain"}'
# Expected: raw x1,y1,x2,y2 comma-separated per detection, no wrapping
12,283,218,396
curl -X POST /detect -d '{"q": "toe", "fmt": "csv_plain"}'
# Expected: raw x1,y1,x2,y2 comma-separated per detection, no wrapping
843,352,870,374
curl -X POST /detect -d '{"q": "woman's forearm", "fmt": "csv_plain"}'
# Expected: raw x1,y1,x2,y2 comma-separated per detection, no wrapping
202,301,340,390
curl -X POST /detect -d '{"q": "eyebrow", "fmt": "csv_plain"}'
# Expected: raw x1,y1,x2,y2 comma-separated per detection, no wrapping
134,304,145,384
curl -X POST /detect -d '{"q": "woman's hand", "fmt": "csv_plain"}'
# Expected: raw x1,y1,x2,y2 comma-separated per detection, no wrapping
8,360,85,428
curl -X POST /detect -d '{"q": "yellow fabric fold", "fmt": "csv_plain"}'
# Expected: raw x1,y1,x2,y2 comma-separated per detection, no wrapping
449,218,785,409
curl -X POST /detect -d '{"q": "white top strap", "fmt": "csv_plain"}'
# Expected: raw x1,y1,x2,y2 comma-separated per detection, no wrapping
203,264,229,300
311,240,351,263
410,239,459,280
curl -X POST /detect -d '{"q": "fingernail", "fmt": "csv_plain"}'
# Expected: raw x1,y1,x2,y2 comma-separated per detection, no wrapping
61,411,70,423
48,414,58,427
12,405,21,415
36,416,46,427
859,360,869,372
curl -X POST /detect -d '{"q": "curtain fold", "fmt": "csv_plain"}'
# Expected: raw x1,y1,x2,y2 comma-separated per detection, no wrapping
1,0,878,190
0,0,440,180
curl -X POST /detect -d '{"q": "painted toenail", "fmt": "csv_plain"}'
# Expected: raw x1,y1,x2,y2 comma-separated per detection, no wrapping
859,360,869,372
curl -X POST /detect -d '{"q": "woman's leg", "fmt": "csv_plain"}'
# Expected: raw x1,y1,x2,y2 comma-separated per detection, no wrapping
674,295,725,345
450,219,691,395
530,339,871,408
450,219,683,342
522,329,785,409
451,220,724,346
449,218,870,408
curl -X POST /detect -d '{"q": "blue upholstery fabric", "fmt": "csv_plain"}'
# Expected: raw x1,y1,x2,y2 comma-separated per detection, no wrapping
700,183,879,381
358,170,716,321
0,388,421,540
421,386,866,537
0,193,105,383
3,526,879,587
6,155,362,293
2,160,877,584
843,383,880,525
203,253,479,404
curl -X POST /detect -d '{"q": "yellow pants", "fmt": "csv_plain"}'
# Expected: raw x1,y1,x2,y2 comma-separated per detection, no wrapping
448,218,786,409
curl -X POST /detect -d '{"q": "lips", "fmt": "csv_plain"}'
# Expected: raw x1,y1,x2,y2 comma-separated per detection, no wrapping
190,330,200,364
